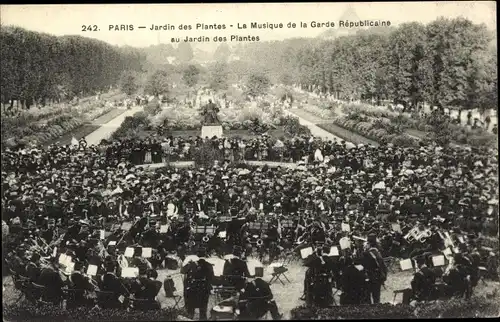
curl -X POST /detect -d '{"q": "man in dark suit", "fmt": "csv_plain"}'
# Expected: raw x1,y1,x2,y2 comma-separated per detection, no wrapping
339,255,366,305
238,278,283,320
181,248,214,320
303,246,334,307
361,237,388,304
194,194,206,213
411,256,438,301
223,246,252,291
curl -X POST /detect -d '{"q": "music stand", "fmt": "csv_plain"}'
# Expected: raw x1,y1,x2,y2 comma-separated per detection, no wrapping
206,227,216,236
195,226,207,234
248,222,261,231
281,220,294,228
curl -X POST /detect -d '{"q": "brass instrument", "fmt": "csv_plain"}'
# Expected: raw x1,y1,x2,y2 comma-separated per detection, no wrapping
404,227,420,242
417,229,432,243
296,231,307,245
352,235,368,242
202,235,210,243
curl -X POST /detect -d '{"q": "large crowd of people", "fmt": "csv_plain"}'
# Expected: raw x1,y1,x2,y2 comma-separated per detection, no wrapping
2,134,499,319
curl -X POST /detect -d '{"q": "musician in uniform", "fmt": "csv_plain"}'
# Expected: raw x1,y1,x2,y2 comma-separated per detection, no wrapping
360,235,388,304
181,248,214,320
338,255,366,305
223,246,252,291
443,253,472,299
410,255,438,301
237,277,283,320
302,246,334,307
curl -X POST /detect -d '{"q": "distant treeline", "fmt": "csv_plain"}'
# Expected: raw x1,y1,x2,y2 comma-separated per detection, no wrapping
0,26,146,109
235,18,497,111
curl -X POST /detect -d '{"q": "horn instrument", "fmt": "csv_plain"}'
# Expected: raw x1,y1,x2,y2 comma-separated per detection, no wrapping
417,229,432,243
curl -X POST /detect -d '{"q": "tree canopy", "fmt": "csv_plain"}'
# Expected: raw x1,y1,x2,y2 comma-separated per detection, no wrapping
234,18,496,111
0,26,145,108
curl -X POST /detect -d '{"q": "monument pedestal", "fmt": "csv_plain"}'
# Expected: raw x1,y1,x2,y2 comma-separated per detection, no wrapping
201,125,223,138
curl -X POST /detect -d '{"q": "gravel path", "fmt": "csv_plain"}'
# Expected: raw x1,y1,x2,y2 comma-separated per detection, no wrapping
84,106,143,145
284,109,347,143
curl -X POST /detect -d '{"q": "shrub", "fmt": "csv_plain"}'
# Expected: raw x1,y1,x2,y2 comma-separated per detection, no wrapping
290,297,499,320
3,300,182,321
391,134,419,147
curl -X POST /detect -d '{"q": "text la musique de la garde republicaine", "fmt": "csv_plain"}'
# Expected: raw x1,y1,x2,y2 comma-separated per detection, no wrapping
108,20,392,42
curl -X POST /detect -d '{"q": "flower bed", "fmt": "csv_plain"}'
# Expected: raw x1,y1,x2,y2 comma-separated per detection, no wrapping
147,104,292,135
290,297,499,320
112,112,306,141
340,103,497,148
1,102,115,147
3,300,182,321
332,116,419,147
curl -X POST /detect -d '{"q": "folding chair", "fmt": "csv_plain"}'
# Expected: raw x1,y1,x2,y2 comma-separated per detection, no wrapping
165,293,183,309
268,260,291,286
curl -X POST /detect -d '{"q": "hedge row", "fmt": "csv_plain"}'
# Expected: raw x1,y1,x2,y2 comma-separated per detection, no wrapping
290,297,499,320
3,300,183,321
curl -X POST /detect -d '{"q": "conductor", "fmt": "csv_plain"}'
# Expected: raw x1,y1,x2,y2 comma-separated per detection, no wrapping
181,248,214,320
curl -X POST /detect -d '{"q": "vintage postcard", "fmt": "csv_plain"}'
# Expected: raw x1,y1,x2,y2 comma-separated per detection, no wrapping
1,2,498,321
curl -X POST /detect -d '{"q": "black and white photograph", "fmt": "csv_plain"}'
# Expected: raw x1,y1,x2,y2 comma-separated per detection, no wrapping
1,2,498,320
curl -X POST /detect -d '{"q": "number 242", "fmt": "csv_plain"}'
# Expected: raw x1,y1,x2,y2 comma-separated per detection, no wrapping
82,25,99,31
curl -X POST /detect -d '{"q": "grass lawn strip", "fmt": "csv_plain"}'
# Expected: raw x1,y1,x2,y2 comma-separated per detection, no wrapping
91,108,127,125
291,108,336,124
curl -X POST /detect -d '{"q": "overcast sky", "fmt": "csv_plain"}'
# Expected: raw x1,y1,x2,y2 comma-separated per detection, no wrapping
1,2,496,49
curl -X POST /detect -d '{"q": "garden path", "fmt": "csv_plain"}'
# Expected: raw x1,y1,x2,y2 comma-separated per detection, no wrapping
284,109,348,143
84,106,143,145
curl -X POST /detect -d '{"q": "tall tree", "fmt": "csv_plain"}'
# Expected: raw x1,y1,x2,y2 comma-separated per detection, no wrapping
244,73,271,98
177,42,194,63
213,43,231,62
145,70,170,97
208,61,229,91
182,64,200,88
120,71,139,96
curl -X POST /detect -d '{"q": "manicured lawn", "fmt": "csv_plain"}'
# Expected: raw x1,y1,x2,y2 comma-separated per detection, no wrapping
291,108,336,123
91,108,126,125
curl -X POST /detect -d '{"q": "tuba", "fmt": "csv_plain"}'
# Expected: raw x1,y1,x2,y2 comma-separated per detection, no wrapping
417,229,432,243
404,227,420,243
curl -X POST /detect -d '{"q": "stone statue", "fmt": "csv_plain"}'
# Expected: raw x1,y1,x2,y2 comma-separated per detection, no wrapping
201,99,220,125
